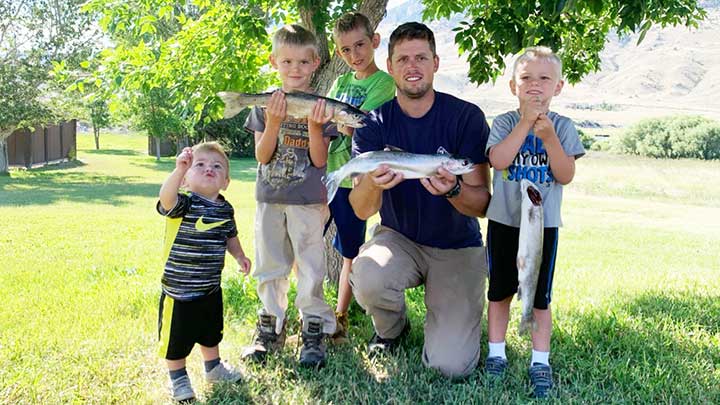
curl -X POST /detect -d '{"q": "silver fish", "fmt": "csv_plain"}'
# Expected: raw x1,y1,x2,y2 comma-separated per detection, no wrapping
517,179,544,335
217,91,366,128
322,148,475,203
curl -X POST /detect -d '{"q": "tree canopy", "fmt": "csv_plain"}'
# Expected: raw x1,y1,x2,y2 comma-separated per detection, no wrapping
422,0,707,84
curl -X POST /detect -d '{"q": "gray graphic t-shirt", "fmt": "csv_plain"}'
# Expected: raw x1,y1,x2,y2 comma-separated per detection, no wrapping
245,105,336,204
486,110,585,227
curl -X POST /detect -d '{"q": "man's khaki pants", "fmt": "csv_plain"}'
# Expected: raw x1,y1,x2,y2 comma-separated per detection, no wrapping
350,225,487,378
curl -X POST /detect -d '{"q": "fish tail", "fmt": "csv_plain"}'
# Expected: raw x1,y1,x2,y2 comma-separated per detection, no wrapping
323,170,341,204
518,314,535,335
217,92,249,119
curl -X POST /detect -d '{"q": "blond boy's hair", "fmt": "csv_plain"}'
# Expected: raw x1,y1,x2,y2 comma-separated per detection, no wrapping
192,141,230,179
512,46,562,79
333,12,374,41
272,24,319,58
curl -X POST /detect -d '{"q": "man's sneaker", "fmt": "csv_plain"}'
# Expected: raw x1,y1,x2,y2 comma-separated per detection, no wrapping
528,362,553,398
299,316,327,368
241,313,286,363
367,318,410,358
330,311,349,345
205,361,243,384
484,356,508,378
170,374,196,402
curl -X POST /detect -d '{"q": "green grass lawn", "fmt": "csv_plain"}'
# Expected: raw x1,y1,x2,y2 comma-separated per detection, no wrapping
1,133,718,404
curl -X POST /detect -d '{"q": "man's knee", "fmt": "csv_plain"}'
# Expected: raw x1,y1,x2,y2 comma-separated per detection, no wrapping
425,355,477,379
348,256,386,306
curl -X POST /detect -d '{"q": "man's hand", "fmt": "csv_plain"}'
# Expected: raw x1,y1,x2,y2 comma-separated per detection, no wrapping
420,167,457,196
367,164,404,190
236,255,252,275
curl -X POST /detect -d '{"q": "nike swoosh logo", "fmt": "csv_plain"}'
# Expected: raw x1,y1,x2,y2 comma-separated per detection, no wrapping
195,216,230,232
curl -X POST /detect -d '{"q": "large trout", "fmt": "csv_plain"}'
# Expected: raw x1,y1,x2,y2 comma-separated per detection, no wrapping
517,179,544,335
217,91,366,128
322,148,475,203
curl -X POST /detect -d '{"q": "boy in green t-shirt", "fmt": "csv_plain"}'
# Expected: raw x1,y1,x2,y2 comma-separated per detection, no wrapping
326,12,396,343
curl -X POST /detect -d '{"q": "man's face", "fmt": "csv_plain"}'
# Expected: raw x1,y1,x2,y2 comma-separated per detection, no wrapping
387,39,439,99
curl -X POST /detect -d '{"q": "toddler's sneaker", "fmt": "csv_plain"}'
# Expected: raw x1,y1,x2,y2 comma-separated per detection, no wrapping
170,374,196,403
242,313,286,363
205,361,243,384
299,315,327,368
528,362,553,398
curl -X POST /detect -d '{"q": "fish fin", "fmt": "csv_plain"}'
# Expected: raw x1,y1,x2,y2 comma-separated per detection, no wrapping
322,171,342,204
436,146,450,155
383,145,405,152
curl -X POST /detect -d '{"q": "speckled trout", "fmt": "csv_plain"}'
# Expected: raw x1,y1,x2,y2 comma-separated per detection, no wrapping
217,91,366,128
517,179,544,335
322,148,475,203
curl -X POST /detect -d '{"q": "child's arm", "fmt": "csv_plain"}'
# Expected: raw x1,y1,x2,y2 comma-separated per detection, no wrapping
307,98,333,168
159,147,192,211
533,114,576,184
227,236,251,274
255,91,286,164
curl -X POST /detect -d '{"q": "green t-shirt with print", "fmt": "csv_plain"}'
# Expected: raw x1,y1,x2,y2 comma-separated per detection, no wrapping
326,70,396,188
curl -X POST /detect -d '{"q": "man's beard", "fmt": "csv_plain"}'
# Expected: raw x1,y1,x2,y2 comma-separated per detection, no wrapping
399,81,431,99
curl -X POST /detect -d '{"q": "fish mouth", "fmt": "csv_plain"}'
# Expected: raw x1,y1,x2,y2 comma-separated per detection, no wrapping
526,186,542,206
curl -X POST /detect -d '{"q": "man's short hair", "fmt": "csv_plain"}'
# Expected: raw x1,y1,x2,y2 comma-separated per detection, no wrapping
193,141,230,178
388,22,436,60
512,46,563,79
272,24,319,58
333,12,374,40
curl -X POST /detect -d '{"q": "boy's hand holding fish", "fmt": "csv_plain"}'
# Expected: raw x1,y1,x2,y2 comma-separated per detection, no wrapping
265,90,288,132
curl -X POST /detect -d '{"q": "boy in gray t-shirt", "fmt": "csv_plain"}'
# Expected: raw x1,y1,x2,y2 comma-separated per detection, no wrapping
483,46,585,398
241,24,338,369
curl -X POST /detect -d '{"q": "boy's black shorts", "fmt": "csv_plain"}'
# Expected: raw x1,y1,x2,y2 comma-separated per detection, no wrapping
486,220,559,309
157,288,223,360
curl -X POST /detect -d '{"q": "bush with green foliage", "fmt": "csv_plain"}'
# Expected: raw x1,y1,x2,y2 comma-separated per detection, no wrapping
196,109,254,158
614,116,720,160
577,128,595,150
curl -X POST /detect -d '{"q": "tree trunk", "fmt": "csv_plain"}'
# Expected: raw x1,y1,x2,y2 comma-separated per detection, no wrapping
0,139,9,175
299,0,389,286
94,126,100,150
155,137,161,161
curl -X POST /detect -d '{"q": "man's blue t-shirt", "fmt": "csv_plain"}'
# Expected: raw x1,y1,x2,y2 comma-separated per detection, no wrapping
352,92,490,249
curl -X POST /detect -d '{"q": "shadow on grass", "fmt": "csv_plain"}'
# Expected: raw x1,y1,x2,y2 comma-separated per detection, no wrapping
0,170,159,206
552,291,720,403
82,148,144,156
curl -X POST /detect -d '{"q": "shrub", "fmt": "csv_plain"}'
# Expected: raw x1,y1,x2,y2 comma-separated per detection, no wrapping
196,108,254,158
615,115,720,160
577,129,595,150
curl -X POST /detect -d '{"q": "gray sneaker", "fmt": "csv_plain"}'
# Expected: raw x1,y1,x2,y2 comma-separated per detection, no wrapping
170,374,196,402
205,361,243,384
299,316,327,368
242,313,286,363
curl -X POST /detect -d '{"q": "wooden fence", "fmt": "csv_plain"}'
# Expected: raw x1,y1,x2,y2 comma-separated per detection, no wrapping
7,120,77,168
